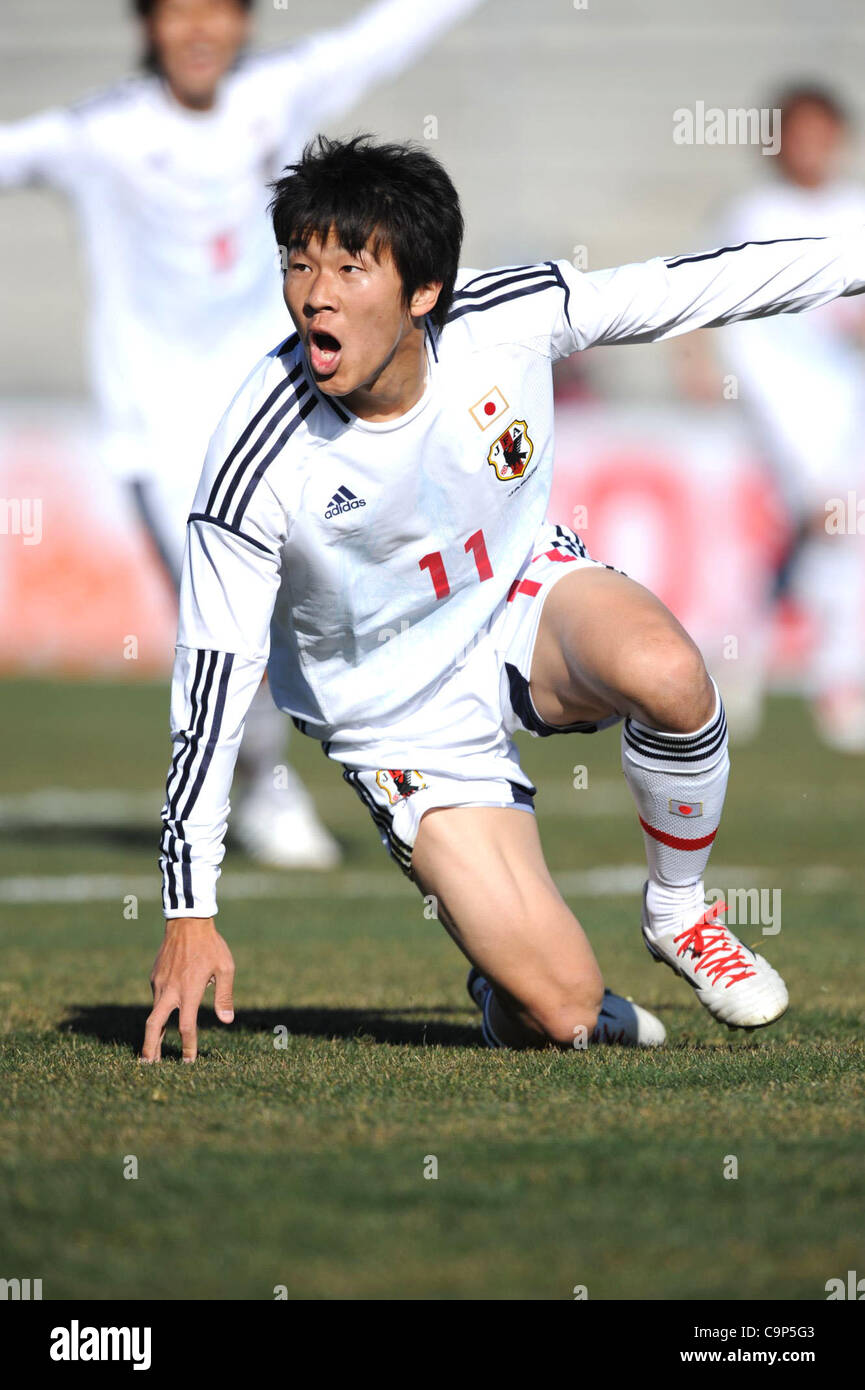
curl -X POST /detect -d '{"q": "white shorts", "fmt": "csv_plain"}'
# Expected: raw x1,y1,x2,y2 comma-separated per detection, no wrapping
341,520,622,877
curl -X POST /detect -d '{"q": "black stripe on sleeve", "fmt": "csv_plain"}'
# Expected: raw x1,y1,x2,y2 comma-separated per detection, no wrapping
453,263,542,296
180,840,194,912
164,649,210,819
230,393,317,526
165,829,179,912
187,513,279,556
178,652,235,822
548,260,574,333
205,363,303,515
664,236,824,270
161,649,238,912
447,278,561,325
166,651,217,820
449,266,558,307
217,379,309,523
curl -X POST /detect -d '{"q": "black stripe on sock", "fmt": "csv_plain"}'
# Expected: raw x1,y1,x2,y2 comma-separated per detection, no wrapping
622,719,727,766
624,704,726,752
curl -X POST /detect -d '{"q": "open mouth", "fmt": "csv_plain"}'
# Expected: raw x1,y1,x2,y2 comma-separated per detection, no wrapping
308,329,342,376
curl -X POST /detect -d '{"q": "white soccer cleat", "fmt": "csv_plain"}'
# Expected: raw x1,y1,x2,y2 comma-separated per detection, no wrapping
233,780,342,870
466,969,666,1047
641,884,788,1030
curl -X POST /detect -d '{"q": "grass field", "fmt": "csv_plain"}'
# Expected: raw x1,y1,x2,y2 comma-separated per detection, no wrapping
1,677,863,1301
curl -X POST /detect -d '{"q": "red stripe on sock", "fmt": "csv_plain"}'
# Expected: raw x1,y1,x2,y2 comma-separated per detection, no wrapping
638,815,717,851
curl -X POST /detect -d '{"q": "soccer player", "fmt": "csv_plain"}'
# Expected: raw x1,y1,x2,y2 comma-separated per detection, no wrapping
715,85,865,749
0,0,482,866
142,135,865,1063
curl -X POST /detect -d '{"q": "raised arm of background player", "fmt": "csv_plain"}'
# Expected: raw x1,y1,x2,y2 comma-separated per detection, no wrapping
247,0,485,163
0,103,80,191
143,228,865,1062
0,0,485,190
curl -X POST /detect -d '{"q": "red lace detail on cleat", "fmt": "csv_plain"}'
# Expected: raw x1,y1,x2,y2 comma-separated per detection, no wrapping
673,901,757,989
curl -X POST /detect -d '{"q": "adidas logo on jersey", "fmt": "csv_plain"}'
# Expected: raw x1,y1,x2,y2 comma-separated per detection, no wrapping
325,485,367,519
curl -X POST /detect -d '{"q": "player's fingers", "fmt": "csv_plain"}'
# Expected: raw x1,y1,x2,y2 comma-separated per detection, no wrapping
141,992,177,1063
212,962,235,1025
178,977,207,1064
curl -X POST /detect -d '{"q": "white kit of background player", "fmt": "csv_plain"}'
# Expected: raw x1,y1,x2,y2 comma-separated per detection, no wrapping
716,95,865,751
0,0,481,866
161,219,865,1041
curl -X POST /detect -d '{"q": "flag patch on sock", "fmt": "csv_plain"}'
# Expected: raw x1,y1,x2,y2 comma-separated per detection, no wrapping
668,799,703,817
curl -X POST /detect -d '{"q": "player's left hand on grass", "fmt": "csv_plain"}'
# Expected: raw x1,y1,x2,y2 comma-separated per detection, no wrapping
141,917,235,1064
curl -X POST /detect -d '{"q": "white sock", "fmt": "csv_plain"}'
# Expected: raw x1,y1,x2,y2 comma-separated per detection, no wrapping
621,679,728,935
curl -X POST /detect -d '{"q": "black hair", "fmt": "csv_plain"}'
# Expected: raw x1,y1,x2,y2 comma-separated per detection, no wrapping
269,135,464,332
133,0,255,75
774,82,851,129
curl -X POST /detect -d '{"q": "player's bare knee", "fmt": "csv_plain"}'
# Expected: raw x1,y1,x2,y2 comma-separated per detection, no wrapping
527,976,604,1046
626,632,713,732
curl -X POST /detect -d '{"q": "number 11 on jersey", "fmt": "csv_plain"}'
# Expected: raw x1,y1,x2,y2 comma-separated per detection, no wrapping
419,529,493,600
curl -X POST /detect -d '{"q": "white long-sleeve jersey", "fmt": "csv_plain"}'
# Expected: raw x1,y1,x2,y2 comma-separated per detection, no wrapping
0,0,480,482
716,179,865,511
160,232,865,916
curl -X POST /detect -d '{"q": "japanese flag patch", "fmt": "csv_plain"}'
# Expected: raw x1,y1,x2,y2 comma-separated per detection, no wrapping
470,386,509,430
669,799,703,817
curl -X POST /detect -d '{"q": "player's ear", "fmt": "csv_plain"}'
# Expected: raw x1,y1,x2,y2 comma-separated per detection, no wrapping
410,281,442,320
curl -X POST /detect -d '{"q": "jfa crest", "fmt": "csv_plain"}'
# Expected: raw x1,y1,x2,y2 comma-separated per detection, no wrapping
488,420,533,481
375,769,429,804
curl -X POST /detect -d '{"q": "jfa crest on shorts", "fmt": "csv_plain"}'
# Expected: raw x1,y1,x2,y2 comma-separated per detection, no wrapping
375,769,429,804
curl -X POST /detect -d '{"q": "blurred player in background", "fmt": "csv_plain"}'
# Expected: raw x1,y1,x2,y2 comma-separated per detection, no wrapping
0,0,482,863
714,85,865,749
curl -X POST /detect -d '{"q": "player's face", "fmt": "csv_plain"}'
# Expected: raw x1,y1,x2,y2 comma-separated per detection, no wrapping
283,230,439,408
146,0,250,109
778,102,845,189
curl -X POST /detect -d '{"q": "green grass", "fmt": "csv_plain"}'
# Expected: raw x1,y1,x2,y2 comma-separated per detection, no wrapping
1,678,864,1299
